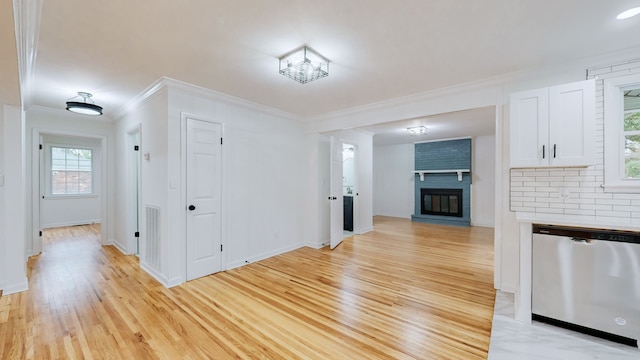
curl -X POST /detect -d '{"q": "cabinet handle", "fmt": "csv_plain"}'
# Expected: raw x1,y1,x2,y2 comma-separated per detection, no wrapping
553,144,557,158
542,145,545,159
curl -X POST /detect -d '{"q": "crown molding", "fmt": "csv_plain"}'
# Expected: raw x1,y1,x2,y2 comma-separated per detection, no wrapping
304,73,513,125
13,0,42,109
112,76,298,122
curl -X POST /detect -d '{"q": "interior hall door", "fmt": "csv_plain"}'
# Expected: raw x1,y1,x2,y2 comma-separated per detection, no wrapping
186,118,222,281
329,136,344,249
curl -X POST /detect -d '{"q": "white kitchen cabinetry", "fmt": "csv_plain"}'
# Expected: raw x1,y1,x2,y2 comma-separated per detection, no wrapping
510,79,595,168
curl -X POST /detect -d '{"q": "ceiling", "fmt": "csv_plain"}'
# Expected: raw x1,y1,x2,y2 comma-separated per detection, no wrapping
360,106,496,146
3,0,640,143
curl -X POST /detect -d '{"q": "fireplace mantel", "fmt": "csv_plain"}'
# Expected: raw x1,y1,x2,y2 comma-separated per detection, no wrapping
413,169,470,181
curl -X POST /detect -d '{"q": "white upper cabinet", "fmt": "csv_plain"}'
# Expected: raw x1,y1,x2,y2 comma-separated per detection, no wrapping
510,79,595,168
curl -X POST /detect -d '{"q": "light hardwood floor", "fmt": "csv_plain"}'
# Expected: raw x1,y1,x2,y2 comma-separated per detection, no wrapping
0,217,495,359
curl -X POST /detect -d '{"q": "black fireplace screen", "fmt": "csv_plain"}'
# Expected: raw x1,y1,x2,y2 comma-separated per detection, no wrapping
421,188,463,217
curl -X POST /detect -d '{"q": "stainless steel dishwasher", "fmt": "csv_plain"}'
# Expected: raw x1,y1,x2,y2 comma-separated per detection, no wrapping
532,224,640,346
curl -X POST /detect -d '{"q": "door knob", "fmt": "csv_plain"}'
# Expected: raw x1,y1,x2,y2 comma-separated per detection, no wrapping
188,205,196,211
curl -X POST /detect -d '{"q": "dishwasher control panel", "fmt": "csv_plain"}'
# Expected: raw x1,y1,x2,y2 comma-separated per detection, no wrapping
532,224,640,244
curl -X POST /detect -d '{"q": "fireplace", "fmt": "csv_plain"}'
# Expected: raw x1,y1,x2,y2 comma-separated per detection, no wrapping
420,188,463,217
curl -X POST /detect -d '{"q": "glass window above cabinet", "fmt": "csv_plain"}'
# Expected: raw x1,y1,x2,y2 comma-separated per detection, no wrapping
604,74,640,192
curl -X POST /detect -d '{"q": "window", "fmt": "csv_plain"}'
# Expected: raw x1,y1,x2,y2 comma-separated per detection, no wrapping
624,95,640,179
604,74,640,192
51,147,93,195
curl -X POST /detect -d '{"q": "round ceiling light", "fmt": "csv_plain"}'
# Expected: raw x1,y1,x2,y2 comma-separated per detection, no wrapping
66,92,103,116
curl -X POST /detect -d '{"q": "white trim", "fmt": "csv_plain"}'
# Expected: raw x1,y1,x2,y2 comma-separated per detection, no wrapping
42,219,101,229
413,169,470,181
357,225,374,234
604,73,640,193
113,77,297,121
0,277,29,295
493,104,504,290
124,123,141,255
413,136,472,144
140,260,170,287
225,243,305,271
31,128,110,255
515,221,532,323
44,144,97,197
12,0,42,108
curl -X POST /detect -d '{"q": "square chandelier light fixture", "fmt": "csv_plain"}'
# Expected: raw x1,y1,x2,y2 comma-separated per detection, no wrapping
279,46,329,84
407,126,428,136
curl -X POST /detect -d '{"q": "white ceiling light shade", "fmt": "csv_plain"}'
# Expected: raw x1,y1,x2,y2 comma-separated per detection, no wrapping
66,92,103,116
407,126,427,136
279,46,329,84
616,7,640,19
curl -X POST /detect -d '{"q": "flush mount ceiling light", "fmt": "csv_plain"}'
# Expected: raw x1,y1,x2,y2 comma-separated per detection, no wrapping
279,46,329,84
66,92,103,116
407,126,428,136
617,7,640,19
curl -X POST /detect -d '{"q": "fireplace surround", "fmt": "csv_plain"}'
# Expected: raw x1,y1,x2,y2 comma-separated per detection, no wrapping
411,138,471,226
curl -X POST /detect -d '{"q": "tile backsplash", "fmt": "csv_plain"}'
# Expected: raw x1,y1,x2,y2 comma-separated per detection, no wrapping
509,58,640,225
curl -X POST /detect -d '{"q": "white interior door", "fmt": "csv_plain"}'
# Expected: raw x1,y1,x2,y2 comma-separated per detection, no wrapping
186,118,222,281
127,128,141,255
329,136,344,249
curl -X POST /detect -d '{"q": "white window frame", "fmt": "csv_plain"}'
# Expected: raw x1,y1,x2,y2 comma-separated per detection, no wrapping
603,73,640,193
45,144,95,197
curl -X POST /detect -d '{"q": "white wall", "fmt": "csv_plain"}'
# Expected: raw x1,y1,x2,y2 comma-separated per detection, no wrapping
25,108,115,255
372,137,495,227
113,79,307,287
0,106,4,290
373,143,414,218
114,89,169,275
472,135,495,227
40,134,102,228
1,105,28,294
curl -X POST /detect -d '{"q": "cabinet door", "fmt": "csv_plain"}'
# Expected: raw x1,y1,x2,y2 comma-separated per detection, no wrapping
510,88,549,168
548,79,595,167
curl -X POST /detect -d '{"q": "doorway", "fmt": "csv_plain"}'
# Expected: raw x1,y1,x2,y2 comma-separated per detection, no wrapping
32,131,108,255
342,143,357,238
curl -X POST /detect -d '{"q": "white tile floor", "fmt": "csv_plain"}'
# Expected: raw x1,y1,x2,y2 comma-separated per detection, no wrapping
488,291,640,360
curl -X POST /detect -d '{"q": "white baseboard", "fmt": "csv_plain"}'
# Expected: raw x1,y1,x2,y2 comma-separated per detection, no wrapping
305,241,325,249
1,277,29,295
111,241,130,255
357,226,374,234
165,276,183,288
42,219,101,229
225,242,305,270
140,261,169,287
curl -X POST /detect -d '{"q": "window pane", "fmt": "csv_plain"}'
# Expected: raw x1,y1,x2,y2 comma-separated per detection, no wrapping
623,110,640,131
50,147,93,195
624,134,640,179
52,171,66,194
52,147,66,159
51,159,66,170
